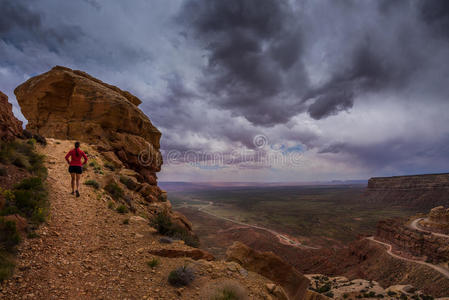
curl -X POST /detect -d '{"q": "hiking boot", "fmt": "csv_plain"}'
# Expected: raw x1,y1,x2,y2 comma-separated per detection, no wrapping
76,190,80,197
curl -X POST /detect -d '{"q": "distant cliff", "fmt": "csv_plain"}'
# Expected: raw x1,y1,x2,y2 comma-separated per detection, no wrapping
365,173,449,209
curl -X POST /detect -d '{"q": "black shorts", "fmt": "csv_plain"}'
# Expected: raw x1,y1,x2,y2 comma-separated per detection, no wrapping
68,166,83,174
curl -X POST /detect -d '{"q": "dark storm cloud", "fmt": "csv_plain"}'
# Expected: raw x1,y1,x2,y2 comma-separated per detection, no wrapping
419,0,449,38
178,0,307,126
0,0,82,51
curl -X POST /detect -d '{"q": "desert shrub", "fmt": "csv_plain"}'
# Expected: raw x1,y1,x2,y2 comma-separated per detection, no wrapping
146,258,159,268
105,182,123,200
158,192,167,202
324,292,334,298
27,231,40,239
27,138,36,146
168,265,195,287
0,218,20,250
84,180,100,189
0,141,46,177
116,205,128,214
122,218,129,225
119,176,137,190
88,160,102,174
343,294,348,299
0,177,49,223
210,281,248,300
0,167,6,176
316,283,331,294
104,161,115,171
150,211,200,248
0,250,15,282
172,229,200,248
107,201,115,209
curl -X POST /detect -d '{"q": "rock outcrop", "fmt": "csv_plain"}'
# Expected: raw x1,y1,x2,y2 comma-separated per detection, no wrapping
365,173,449,209
376,218,449,263
14,66,191,233
226,241,310,300
429,206,449,224
0,91,23,141
14,66,161,185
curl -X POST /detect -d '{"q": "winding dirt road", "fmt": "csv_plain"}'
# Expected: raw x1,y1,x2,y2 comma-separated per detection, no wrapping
366,237,449,279
196,202,319,249
409,218,449,239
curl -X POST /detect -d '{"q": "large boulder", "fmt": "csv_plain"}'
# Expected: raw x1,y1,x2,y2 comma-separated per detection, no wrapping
226,242,310,300
14,66,162,184
0,91,23,141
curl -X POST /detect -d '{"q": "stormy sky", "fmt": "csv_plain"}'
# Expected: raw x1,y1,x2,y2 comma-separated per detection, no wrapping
1,0,449,182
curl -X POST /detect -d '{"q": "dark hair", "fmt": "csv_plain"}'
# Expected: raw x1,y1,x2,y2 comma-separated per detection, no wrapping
75,142,80,157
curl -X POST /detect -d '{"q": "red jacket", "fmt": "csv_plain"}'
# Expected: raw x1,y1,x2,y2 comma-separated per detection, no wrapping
65,148,88,166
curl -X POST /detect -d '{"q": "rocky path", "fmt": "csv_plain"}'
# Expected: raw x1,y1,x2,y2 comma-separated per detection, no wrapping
0,139,275,300
409,218,449,239
366,237,449,279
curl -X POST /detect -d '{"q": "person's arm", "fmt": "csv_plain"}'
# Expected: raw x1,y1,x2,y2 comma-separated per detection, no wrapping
65,150,71,165
82,151,88,165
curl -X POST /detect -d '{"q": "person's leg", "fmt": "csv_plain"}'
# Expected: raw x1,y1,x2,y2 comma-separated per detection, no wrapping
76,173,81,192
70,173,75,194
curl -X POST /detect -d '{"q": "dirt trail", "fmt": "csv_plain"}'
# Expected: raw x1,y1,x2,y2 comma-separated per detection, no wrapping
366,237,449,279
409,218,449,239
0,139,163,299
0,139,274,300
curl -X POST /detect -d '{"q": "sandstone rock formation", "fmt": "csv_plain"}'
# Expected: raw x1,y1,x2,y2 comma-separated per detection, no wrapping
14,66,161,185
429,206,449,224
226,241,310,300
0,91,23,141
14,66,192,233
365,173,449,209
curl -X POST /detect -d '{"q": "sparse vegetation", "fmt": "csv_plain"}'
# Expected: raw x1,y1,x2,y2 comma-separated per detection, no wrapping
104,182,123,200
107,201,115,209
84,179,100,189
119,176,137,190
116,205,128,214
150,211,199,247
122,218,129,225
0,140,47,178
167,265,195,287
88,160,102,174
146,258,159,268
210,281,248,300
104,161,115,171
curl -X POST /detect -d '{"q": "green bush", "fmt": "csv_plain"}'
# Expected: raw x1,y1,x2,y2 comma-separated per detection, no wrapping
150,211,200,248
147,258,160,268
84,180,100,189
316,283,331,294
168,265,195,287
88,160,102,174
105,182,123,200
0,141,46,177
116,205,128,214
324,292,334,298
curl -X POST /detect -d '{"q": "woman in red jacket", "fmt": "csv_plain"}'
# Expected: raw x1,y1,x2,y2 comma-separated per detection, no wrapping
65,142,88,197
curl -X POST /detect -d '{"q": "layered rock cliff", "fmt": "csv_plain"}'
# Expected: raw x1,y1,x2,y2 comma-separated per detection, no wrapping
0,91,23,141
365,173,449,209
